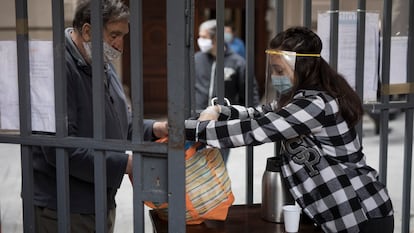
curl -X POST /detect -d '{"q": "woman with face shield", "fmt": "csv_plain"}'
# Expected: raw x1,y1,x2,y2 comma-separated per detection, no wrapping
185,26,394,233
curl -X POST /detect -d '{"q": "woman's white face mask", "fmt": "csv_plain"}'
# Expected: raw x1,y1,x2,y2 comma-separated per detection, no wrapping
197,37,213,53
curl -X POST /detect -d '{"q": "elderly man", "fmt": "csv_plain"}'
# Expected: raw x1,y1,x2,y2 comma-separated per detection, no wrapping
32,0,168,232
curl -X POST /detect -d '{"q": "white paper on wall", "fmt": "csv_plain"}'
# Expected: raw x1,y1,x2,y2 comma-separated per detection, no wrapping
388,36,408,84
317,11,380,102
0,40,55,132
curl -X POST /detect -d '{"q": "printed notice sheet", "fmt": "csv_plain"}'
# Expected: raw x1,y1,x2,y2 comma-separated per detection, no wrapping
0,41,55,132
317,11,380,102
388,36,408,84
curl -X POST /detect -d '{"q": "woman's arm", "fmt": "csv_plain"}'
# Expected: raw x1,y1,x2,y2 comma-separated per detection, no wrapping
185,94,327,149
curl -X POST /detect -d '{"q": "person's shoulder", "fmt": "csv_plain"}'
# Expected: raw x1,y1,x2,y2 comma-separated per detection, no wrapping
194,50,203,56
295,89,327,96
291,90,330,111
225,53,246,69
194,51,210,60
233,37,245,45
225,49,244,61
294,89,335,104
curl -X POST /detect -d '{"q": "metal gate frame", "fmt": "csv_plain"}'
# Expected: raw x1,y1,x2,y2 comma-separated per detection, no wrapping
1,0,413,233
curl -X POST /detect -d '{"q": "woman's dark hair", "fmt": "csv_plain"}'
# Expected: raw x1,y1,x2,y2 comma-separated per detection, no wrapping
72,0,130,32
270,26,363,127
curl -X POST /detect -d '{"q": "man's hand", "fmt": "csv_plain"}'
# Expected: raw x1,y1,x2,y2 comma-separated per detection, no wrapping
125,151,132,174
198,105,220,121
153,121,168,138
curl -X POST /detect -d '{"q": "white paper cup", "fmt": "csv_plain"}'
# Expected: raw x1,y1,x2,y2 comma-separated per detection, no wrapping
283,205,301,232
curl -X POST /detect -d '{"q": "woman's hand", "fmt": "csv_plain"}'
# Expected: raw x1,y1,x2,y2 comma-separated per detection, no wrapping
125,152,133,174
198,105,220,121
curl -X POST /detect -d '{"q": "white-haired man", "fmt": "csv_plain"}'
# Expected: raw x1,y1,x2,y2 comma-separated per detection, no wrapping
194,19,260,163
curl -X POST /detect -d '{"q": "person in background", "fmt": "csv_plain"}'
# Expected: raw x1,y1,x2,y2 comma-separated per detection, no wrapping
32,0,168,232
195,19,260,163
224,23,246,58
186,26,394,233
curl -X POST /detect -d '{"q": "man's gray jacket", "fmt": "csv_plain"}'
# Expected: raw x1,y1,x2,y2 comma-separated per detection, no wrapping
194,47,260,110
32,28,156,214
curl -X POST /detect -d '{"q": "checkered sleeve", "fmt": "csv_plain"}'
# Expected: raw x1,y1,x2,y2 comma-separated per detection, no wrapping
185,92,327,149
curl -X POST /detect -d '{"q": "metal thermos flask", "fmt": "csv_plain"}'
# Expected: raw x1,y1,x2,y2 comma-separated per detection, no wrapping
261,156,294,223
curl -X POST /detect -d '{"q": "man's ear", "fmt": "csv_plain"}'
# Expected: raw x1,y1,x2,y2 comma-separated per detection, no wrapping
81,23,92,42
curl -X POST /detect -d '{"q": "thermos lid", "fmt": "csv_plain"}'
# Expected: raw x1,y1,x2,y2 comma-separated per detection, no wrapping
265,156,282,172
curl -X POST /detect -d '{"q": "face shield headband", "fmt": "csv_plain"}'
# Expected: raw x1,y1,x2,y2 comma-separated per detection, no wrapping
264,49,320,103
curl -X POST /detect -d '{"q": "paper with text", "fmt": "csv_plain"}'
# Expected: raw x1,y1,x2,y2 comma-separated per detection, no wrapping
0,41,55,132
317,11,380,102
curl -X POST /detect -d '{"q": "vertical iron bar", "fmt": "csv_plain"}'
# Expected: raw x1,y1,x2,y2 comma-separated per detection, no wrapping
129,0,145,232
402,112,414,233
303,0,312,28
355,1,366,141
15,0,31,135
90,0,107,232
15,0,35,232
188,0,196,116
273,0,284,164
401,0,414,232
275,0,284,33
215,0,225,105
51,0,70,232
166,0,189,231
379,0,392,185
130,1,144,144
20,146,34,233
329,0,339,70
245,0,255,205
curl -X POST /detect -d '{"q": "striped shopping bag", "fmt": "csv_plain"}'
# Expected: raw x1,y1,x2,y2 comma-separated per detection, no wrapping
137,138,234,224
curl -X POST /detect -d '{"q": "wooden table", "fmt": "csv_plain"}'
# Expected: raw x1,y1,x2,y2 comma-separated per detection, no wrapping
150,204,323,233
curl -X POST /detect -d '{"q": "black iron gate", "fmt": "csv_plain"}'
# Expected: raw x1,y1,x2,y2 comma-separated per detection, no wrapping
1,0,414,233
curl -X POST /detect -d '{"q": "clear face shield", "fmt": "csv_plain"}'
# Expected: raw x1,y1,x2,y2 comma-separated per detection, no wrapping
264,50,320,104
264,50,297,104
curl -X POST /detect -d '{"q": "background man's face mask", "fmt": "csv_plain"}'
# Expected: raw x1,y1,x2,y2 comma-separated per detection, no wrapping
197,37,213,53
224,32,233,43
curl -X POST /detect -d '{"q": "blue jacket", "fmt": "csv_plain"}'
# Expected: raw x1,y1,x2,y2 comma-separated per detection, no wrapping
32,28,156,214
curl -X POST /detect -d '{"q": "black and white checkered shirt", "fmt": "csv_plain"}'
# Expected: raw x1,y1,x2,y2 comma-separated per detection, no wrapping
185,90,393,233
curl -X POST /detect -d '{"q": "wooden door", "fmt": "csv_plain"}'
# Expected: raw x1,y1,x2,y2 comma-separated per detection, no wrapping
122,0,168,116
123,0,268,115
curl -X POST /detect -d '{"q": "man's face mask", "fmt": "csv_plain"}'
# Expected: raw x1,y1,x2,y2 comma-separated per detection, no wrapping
103,42,122,62
83,41,122,63
197,37,213,53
